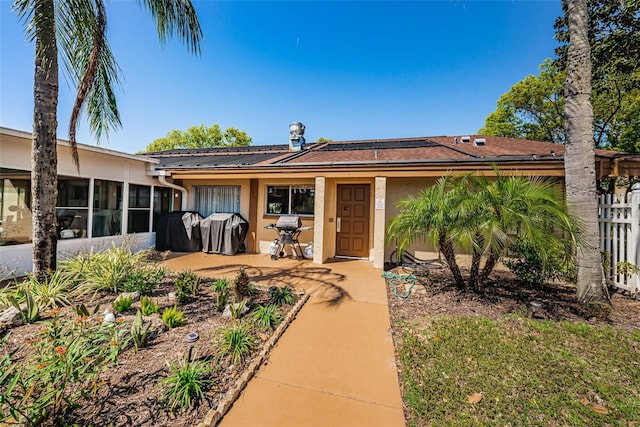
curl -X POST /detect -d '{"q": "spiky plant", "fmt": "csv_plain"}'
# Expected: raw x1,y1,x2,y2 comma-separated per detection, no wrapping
233,266,250,300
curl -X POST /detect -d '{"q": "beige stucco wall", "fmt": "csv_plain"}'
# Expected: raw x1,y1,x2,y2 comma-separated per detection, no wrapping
384,177,439,261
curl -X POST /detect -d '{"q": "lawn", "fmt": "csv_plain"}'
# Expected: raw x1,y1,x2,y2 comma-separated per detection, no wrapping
389,268,640,427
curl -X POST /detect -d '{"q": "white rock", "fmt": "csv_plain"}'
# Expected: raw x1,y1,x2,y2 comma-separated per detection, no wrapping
103,312,116,324
222,303,249,318
0,307,23,329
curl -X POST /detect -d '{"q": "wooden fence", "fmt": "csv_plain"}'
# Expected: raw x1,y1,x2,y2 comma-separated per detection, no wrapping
598,185,640,294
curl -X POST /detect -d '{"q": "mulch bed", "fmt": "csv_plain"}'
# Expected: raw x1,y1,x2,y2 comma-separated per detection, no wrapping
386,266,640,332
2,275,297,426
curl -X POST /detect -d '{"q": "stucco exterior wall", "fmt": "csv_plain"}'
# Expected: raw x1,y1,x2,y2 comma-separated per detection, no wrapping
385,177,439,260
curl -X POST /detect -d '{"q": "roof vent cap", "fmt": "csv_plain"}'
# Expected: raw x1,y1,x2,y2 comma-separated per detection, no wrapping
289,122,306,152
461,136,471,143
473,138,486,146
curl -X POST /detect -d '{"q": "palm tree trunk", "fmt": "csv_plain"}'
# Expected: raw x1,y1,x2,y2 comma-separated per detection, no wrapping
468,248,482,291
479,252,500,287
31,0,59,281
564,0,609,305
439,236,465,289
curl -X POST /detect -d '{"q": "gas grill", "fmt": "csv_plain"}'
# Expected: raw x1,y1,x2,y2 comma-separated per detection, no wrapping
265,215,312,260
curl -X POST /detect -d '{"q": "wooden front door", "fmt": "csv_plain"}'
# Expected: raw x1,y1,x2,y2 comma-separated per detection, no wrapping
336,184,370,258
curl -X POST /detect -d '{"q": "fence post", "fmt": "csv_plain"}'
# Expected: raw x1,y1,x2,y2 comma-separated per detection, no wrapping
631,183,640,293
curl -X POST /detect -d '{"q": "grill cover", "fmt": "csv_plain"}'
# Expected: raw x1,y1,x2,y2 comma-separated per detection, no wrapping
200,213,249,255
276,215,302,230
155,211,203,252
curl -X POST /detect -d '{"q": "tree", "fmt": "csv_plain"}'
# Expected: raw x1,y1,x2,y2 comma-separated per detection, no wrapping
480,0,640,153
142,124,252,152
563,0,610,306
15,0,203,280
479,60,565,143
388,171,576,292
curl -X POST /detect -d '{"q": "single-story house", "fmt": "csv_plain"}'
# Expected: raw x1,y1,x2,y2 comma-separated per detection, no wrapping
2,125,639,274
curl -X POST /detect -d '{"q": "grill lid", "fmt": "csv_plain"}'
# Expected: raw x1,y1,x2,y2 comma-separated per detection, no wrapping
276,215,302,230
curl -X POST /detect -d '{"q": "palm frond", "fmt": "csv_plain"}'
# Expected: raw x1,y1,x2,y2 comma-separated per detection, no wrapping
137,0,203,54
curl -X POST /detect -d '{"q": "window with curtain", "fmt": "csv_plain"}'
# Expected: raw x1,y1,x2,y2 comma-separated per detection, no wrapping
194,185,240,217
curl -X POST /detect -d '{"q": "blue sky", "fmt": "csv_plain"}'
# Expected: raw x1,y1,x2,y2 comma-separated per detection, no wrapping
1,1,562,153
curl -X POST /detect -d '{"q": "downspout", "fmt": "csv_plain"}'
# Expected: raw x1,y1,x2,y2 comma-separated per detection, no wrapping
157,171,188,210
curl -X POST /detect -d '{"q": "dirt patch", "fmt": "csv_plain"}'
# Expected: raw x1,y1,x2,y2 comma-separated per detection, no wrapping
387,266,640,331
2,276,299,426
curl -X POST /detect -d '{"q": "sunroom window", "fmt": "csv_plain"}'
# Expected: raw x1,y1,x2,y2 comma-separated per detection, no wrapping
128,184,151,233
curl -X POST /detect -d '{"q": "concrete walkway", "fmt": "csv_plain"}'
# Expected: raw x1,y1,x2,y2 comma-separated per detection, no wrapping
161,253,405,427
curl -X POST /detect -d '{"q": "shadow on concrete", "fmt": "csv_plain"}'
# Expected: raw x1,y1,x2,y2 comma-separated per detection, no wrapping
192,263,352,306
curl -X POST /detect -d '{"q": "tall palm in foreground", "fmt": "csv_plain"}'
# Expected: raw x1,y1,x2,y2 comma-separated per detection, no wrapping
14,0,202,280
562,0,609,305
388,172,577,291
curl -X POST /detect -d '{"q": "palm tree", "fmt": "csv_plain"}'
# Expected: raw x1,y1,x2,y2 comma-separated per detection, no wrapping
388,171,577,292
563,0,610,305
388,175,466,289
14,0,202,280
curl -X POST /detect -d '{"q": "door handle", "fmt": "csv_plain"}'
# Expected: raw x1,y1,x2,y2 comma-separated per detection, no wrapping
336,217,341,233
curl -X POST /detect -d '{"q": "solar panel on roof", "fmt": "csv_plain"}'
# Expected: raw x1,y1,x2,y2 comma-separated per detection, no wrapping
319,139,439,151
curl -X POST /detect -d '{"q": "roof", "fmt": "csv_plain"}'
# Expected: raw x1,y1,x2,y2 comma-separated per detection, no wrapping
145,135,588,169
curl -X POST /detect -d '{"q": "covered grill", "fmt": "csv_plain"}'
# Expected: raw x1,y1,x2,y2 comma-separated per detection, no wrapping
265,215,312,260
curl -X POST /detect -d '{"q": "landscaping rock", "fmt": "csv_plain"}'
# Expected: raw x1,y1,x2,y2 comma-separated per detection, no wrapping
0,307,23,329
222,303,249,318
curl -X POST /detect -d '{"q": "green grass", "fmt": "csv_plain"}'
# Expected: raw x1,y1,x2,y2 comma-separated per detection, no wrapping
396,316,640,427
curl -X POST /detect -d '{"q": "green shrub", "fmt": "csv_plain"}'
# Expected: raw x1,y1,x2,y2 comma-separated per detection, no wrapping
130,310,151,352
140,296,159,316
217,322,257,365
162,306,187,328
0,313,126,425
175,270,200,303
269,285,296,306
159,352,213,414
24,270,73,309
124,266,165,295
252,304,283,331
112,295,133,313
62,244,149,296
504,238,573,285
211,278,229,292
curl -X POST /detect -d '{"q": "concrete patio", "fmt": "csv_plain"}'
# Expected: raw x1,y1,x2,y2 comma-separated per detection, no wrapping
161,252,406,427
